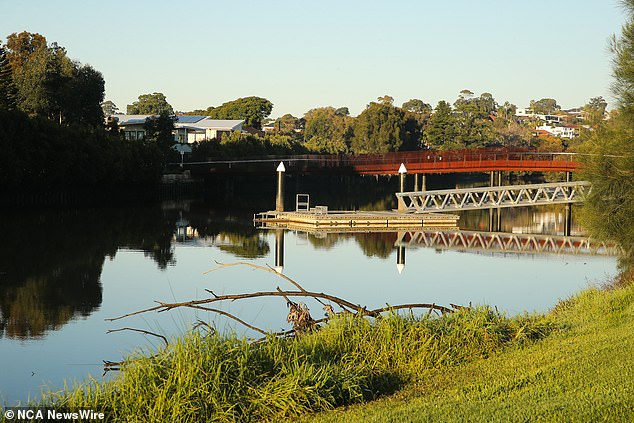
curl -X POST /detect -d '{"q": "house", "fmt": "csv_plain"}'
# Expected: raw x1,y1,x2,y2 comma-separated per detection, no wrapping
535,124,577,138
110,115,244,143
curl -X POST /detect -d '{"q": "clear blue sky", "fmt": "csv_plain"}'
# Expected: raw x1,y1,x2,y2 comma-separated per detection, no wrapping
0,0,627,117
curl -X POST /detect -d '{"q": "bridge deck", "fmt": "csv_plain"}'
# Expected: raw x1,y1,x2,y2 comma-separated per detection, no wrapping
184,148,581,176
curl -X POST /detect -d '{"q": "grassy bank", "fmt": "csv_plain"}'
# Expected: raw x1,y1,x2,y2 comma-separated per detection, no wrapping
39,273,633,422
303,272,634,422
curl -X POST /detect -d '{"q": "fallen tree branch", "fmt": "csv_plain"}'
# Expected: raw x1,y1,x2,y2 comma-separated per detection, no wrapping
107,327,168,346
183,304,268,335
105,262,460,345
365,303,453,316
205,261,309,292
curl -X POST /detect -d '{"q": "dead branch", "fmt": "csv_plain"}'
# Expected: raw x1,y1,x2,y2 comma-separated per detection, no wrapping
450,303,471,311
205,261,309,292
105,304,164,322
192,319,215,333
105,262,458,346
365,303,453,316
183,304,268,335
107,327,168,346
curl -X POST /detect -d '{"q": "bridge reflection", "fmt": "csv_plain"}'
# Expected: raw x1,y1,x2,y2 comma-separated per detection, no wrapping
394,230,619,257
252,227,618,275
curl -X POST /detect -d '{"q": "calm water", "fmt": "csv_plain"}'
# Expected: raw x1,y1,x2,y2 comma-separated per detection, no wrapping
0,182,618,405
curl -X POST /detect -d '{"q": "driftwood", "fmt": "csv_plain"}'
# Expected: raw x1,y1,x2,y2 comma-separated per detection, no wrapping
105,262,462,347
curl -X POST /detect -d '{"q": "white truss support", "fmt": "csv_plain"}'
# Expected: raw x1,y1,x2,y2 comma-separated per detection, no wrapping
396,181,591,212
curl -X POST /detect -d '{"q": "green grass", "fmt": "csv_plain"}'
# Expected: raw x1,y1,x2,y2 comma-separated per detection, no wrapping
33,273,634,422
300,275,634,422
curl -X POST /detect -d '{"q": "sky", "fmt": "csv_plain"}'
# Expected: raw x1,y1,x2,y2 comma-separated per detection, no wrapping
0,0,628,118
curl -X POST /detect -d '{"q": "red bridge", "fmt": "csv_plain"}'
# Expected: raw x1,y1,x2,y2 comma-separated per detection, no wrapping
184,148,581,176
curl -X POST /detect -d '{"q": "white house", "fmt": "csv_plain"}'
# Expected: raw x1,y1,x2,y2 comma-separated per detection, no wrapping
110,115,244,143
535,125,577,138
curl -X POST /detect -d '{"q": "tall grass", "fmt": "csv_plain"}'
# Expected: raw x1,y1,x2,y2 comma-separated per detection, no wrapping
303,275,634,422
45,308,553,422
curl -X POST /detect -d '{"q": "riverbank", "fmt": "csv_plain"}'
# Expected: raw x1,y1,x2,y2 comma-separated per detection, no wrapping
31,271,633,422
302,270,634,422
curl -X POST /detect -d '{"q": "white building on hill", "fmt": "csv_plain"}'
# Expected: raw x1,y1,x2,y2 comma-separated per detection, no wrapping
110,115,244,143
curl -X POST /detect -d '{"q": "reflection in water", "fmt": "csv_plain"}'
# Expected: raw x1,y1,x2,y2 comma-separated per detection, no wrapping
0,207,178,339
256,206,619,277
274,230,284,273
459,205,583,236
396,231,619,256
396,244,406,274
0,200,617,341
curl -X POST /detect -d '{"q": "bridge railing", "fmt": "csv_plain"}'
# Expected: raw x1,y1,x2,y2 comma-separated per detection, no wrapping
344,149,579,173
183,148,581,174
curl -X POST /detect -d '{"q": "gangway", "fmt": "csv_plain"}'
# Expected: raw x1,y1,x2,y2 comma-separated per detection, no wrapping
396,181,591,213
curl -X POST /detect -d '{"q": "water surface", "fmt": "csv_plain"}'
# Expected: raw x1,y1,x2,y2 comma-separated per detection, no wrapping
0,193,617,405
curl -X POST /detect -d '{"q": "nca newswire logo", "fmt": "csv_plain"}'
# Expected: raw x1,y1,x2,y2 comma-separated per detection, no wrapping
3,407,105,421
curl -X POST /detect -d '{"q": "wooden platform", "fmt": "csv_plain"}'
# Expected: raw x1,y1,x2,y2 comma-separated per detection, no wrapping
254,209,459,232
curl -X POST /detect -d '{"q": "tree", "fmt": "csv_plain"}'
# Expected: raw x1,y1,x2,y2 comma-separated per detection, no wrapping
4,32,104,125
5,31,47,72
452,91,497,148
491,101,534,147
64,64,105,126
272,113,303,136
127,92,174,115
580,0,634,269
402,99,432,114
457,89,474,102
303,107,352,154
583,96,608,126
101,100,119,116
401,99,433,149
423,101,458,149
377,95,394,105
207,96,273,129
529,98,560,114
144,111,175,143
335,107,350,116
351,101,408,153
0,45,17,110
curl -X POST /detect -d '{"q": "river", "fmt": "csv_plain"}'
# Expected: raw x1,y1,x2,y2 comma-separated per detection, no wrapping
0,175,618,405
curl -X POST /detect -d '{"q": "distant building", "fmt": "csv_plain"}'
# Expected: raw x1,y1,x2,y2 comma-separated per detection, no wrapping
515,107,579,138
535,124,577,138
109,115,244,143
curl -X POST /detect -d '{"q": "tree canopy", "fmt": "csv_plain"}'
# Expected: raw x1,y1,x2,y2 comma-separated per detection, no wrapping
529,98,560,114
3,32,104,125
101,100,119,116
402,99,432,114
580,0,634,269
351,101,408,153
0,45,17,110
303,107,352,154
127,92,174,115
423,101,457,149
206,96,273,129
583,96,608,126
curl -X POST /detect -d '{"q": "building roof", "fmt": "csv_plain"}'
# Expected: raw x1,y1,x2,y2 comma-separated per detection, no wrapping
175,115,207,123
192,119,244,130
112,115,244,130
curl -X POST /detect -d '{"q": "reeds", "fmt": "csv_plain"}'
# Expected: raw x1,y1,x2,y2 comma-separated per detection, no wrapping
46,307,554,422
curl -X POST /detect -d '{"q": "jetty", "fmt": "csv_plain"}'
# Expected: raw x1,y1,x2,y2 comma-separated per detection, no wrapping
254,208,459,232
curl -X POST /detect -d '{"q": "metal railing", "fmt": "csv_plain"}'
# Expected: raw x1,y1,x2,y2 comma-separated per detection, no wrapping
182,148,582,175
396,181,592,212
